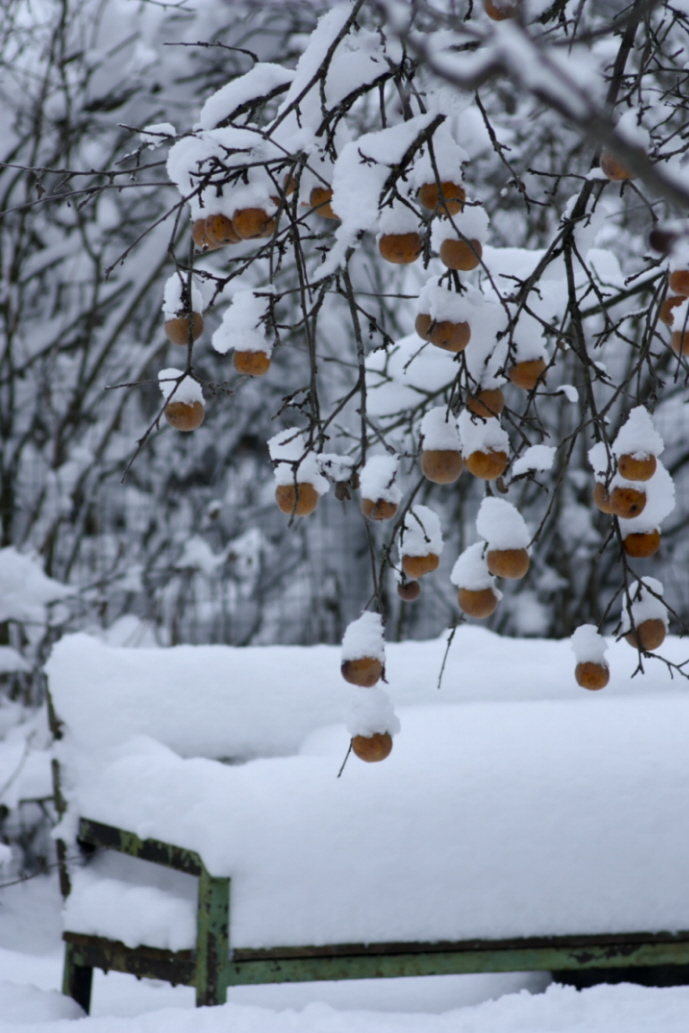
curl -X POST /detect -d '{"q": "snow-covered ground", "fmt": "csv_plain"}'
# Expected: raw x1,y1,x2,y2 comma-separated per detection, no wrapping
4,874,689,1031
2,877,689,1033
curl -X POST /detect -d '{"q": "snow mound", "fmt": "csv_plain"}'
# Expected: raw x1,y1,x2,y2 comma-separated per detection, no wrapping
613,406,664,459
476,498,530,550
571,624,608,664
346,687,400,738
342,611,385,663
359,454,402,504
399,505,443,558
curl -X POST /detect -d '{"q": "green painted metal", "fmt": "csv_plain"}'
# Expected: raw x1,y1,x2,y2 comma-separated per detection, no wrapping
195,869,231,1006
59,818,689,1007
62,941,94,1013
78,818,203,876
226,937,689,986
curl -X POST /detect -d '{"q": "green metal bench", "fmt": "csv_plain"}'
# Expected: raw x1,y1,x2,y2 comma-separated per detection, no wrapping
46,633,689,1014
60,819,689,1012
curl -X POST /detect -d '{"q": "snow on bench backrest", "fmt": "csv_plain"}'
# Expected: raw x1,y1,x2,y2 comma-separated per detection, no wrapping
46,630,688,761
62,693,689,948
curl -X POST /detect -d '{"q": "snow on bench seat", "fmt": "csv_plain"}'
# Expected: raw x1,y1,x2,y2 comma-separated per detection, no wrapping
45,624,689,953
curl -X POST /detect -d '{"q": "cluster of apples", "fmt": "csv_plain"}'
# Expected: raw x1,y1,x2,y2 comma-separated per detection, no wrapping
160,277,207,431
340,612,396,764
585,408,673,684
158,195,289,428
450,498,530,621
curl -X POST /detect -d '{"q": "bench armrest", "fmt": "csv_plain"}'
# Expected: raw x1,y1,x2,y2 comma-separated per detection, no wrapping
75,817,230,1006
78,817,204,877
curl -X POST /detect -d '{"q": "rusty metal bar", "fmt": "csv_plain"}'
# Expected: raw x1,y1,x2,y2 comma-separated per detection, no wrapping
63,933,196,986
63,925,689,1000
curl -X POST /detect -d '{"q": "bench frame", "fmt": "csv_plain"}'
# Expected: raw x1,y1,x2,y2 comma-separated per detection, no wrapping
59,816,689,1013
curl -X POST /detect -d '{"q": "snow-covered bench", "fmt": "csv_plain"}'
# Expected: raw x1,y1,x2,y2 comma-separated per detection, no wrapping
46,629,689,1013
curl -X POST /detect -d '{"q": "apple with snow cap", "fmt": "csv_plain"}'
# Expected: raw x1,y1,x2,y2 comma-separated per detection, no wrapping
341,612,385,688
161,274,204,348
621,577,668,653
360,455,402,522
346,686,399,763
420,407,463,484
268,428,329,519
159,368,205,432
477,498,531,581
571,625,610,691
378,202,422,264
451,542,502,619
398,505,443,580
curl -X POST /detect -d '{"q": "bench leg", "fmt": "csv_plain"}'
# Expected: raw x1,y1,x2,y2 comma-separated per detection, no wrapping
62,942,93,1014
195,869,230,1007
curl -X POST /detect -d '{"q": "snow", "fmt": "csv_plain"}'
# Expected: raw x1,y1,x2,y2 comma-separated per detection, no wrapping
669,296,689,328
417,277,479,324
509,312,548,364
63,851,197,952
267,429,329,493
341,611,385,663
52,691,689,949
0,982,83,1023
367,334,457,419
398,504,443,558
346,688,400,738
511,445,555,477
457,410,509,457
616,108,651,151
476,498,530,550
0,707,52,809
316,453,355,483
212,289,273,357
46,629,689,760
432,204,489,250
139,123,176,149
557,383,578,403
0,548,72,624
322,113,437,276
571,624,608,664
0,647,30,674
157,370,204,406
359,454,402,504
588,440,613,480
1,980,689,1033
162,274,203,318
411,123,468,187
166,129,282,221
669,239,689,272
419,406,461,452
197,64,294,131
377,201,420,236
450,542,498,593
612,406,664,459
